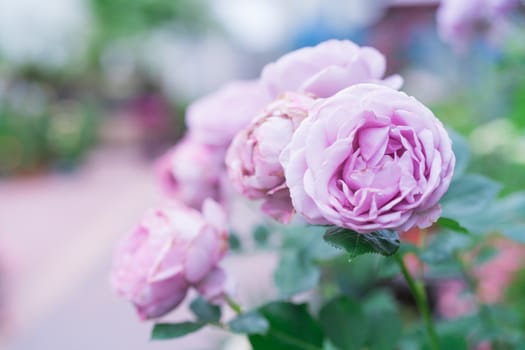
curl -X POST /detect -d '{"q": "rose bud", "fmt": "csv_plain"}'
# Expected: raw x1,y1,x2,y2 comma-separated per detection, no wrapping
261,39,402,99
280,83,455,233
186,80,271,148
111,199,229,320
155,136,225,210
226,92,315,223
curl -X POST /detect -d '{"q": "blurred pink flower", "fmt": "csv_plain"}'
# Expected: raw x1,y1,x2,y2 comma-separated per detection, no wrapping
437,239,525,320
111,199,229,320
225,92,315,223
475,239,525,304
261,39,402,99
155,135,225,210
437,279,476,319
437,0,520,50
186,80,271,148
280,84,455,232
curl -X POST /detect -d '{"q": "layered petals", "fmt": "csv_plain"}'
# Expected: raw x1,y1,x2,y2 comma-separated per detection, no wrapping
111,200,229,320
280,84,455,233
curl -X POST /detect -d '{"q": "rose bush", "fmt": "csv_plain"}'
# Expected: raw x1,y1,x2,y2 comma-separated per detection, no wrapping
111,199,229,320
112,36,525,350
225,92,315,223
281,83,455,233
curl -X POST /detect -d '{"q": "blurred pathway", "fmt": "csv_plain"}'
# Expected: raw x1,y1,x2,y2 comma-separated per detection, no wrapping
0,147,276,350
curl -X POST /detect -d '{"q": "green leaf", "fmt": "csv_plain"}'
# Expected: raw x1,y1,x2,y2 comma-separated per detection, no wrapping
274,250,320,297
437,217,470,234
449,129,470,179
249,302,324,350
476,192,525,242
440,174,501,220
228,231,241,251
253,225,271,246
419,231,471,265
362,292,402,350
323,227,400,259
189,297,221,323
151,322,205,340
442,191,525,241
319,296,367,350
228,311,269,335
274,225,342,297
435,334,468,350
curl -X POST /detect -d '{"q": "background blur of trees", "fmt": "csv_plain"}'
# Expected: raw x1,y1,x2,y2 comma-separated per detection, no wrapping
0,0,523,195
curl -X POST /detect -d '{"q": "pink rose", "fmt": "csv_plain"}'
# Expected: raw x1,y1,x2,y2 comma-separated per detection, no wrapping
260,39,402,99
280,83,455,233
437,0,520,50
225,92,315,223
186,80,271,147
155,136,225,210
111,199,229,320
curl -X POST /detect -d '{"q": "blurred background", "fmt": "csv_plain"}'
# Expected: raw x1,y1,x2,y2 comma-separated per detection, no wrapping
0,0,523,349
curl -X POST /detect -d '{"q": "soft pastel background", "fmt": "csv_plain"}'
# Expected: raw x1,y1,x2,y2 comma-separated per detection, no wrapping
0,0,524,349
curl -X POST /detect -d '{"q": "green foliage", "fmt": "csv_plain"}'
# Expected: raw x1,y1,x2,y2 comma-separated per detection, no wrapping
362,292,403,350
91,0,208,39
151,322,205,340
274,225,341,297
323,227,400,259
0,101,99,175
249,302,324,350
228,311,269,335
274,250,321,297
253,225,271,246
228,232,242,251
319,292,401,350
440,174,501,221
436,217,469,234
319,296,367,350
189,297,221,323
419,231,470,265
449,128,471,178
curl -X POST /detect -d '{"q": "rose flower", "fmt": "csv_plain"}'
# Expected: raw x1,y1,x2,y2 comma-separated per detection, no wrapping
111,200,229,320
280,83,455,233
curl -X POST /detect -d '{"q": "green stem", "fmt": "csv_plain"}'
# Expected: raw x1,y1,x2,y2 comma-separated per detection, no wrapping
225,295,243,315
394,253,440,350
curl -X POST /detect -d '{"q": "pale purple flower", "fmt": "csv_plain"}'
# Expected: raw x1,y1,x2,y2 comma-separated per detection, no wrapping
155,136,225,210
280,83,455,233
111,199,229,320
437,0,520,50
186,80,271,148
196,267,236,304
225,92,315,223
260,39,402,99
